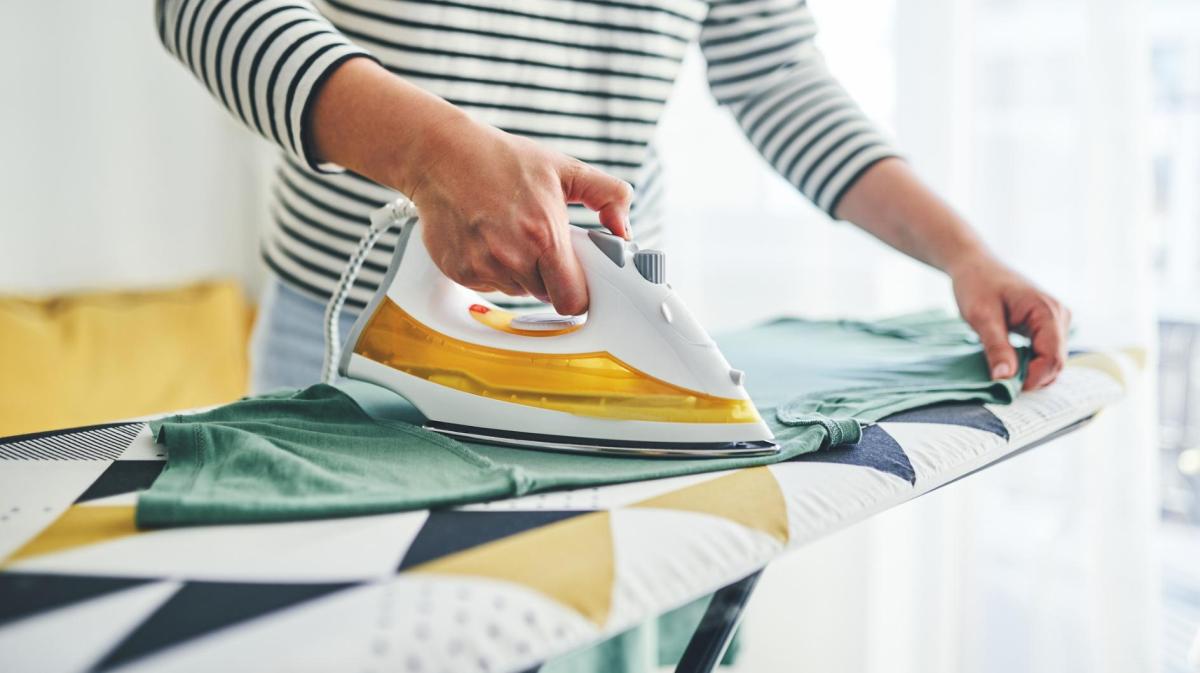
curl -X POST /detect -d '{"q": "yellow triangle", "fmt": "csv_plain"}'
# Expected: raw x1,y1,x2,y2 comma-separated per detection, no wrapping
1067,352,1125,388
1121,346,1147,370
630,467,789,545
3,505,140,567
413,511,614,627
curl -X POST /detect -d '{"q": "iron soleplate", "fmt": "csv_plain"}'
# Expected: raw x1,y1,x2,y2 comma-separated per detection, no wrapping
424,421,780,458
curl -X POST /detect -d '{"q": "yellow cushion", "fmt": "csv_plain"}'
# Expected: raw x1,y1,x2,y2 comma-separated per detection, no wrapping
0,281,252,436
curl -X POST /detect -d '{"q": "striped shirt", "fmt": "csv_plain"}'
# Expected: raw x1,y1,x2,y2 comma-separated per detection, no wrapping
155,0,899,308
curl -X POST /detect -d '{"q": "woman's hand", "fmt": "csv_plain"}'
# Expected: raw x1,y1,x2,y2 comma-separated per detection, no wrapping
948,252,1071,391
407,117,631,315
310,58,632,315
834,158,1070,391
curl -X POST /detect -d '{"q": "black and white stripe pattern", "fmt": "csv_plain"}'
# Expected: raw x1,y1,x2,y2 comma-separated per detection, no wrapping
0,423,144,461
701,0,898,214
156,0,898,308
154,0,372,171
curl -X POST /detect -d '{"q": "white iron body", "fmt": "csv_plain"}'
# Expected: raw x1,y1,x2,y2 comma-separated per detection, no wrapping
338,214,778,458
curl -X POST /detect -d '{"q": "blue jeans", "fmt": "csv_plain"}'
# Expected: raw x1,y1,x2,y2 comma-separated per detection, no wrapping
249,278,360,394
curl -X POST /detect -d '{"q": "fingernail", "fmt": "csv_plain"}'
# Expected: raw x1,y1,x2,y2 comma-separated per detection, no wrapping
992,363,1012,379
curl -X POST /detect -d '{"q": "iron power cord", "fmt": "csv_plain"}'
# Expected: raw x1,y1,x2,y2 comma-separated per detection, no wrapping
322,197,419,385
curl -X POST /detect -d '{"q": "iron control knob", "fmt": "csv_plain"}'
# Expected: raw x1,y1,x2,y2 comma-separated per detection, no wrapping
633,250,666,284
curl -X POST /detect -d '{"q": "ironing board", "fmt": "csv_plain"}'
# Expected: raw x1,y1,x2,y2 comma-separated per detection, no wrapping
0,349,1137,673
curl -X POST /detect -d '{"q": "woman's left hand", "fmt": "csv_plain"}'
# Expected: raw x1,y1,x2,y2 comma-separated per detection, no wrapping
949,252,1071,391
831,157,1070,390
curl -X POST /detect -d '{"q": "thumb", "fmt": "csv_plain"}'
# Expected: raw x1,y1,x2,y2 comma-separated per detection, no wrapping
965,306,1019,380
560,159,633,239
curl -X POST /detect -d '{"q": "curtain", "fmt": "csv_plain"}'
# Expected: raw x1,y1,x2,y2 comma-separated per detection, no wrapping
657,0,1158,670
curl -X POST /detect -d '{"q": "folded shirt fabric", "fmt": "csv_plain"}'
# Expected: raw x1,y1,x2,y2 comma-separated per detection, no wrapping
139,313,1030,528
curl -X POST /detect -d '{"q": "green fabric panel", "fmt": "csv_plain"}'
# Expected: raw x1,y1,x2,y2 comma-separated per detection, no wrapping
834,309,984,346
137,312,1030,673
540,594,741,673
540,621,657,673
139,386,522,528
713,315,1027,410
139,313,1029,528
775,348,1024,427
654,596,741,666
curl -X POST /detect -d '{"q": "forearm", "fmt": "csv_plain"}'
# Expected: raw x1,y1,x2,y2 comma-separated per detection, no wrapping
309,58,471,196
309,58,633,316
833,157,991,275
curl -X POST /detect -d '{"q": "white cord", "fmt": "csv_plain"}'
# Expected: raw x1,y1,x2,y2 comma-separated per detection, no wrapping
322,197,420,384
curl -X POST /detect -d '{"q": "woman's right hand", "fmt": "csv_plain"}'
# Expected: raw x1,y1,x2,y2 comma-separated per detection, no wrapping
310,58,632,316
407,116,632,315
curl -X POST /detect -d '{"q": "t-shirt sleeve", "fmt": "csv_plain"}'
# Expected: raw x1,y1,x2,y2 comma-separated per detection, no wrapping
699,0,901,218
154,0,375,173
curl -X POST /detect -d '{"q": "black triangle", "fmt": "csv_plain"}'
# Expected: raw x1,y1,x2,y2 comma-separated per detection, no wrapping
75,461,166,503
879,401,1010,439
793,424,917,484
0,572,152,626
399,510,584,571
93,581,352,671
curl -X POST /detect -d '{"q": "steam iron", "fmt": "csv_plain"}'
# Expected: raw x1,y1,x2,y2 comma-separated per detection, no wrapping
325,199,778,458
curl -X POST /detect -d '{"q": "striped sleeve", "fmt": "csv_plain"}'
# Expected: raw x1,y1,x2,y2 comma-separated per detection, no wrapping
154,0,375,172
699,0,900,217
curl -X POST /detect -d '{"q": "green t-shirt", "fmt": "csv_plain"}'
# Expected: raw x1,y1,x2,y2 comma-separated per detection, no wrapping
139,312,1027,528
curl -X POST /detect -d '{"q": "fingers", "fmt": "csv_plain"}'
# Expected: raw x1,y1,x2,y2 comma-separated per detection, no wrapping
560,159,633,239
514,272,549,304
536,241,589,315
1021,301,1069,391
483,233,550,301
440,243,525,297
463,271,523,298
963,305,1020,382
417,144,611,309
441,216,574,306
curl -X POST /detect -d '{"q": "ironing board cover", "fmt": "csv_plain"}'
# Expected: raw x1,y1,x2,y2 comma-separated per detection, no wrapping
0,350,1137,673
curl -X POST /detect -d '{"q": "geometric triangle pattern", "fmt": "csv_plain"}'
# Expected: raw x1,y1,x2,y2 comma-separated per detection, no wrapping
398,510,586,570
0,572,151,627
75,461,165,503
0,423,143,461
878,400,1009,439
4,510,425,584
92,580,354,672
792,423,917,484
413,512,616,627
1120,346,1147,370
0,581,181,673
3,505,142,566
1065,351,1127,388
631,467,789,544
877,421,1008,487
0,348,1133,673
605,507,785,633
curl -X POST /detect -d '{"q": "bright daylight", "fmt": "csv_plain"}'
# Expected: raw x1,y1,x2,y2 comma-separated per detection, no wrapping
1,1,1197,672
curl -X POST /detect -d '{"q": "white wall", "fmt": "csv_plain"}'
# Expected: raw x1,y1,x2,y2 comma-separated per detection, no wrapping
0,2,271,295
